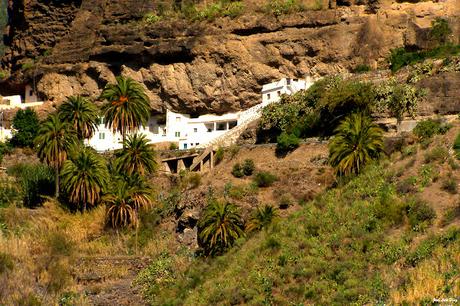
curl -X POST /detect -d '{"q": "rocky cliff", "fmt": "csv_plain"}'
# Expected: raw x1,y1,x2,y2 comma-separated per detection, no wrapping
1,0,459,115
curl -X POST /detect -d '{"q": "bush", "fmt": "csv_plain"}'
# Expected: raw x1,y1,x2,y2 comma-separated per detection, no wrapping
424,146,448,163
389,44,460,72
179,171,201,189
278,193,294,209
396,176,417,194
215,147,224,164
453,132,460,160
231,163,244,178
406,198,436,231
0,179,22,208
265,0,304,16
0,252,14,273
353,64,371,73
276,132,300,155
441,175,457,194
242,159,255,176
7,163,55,208
413,119,445,141
9,108,40,148
254,171,277,187
169,143,178,150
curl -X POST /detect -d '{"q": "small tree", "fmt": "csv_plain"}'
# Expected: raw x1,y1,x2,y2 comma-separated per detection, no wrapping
9,108,39,148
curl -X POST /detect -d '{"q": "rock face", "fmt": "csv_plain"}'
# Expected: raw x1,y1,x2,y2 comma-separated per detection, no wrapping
1,0,459,115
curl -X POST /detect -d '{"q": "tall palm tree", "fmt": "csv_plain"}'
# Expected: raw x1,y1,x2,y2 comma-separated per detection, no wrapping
34,114,78,198
103,176,154,228
329,112,383,176
114,133,157,176
246,205,278,233
100,76,151,145
61,147,109,212
58,95,99,140
198,200,245,256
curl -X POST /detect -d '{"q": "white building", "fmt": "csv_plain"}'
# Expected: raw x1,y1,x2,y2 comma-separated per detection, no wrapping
87,77,314,152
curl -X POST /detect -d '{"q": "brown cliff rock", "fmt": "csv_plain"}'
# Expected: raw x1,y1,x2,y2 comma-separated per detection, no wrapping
1,0,459,115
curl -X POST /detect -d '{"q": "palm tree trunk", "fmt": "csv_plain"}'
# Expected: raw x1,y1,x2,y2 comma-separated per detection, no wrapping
122,130,126,149
55,166,60,198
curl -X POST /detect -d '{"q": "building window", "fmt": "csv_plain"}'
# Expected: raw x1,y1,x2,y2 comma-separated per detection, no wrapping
176,116,181,122
229,121,237,129
293,78,298,82
98,132,105,140
184,143,187,149
175,131,180,137
29,90,33,97
277,90,281,97
98,117,104,125
267,93,271,100
217,123,226,131
194,128,198,133
196,143,199,146
287,79,291,85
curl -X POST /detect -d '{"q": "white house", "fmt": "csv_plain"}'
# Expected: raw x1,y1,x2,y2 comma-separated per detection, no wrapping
0,86,44,142
86,77,314,152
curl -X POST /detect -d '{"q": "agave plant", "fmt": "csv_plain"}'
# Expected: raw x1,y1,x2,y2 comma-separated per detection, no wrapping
246,205,279,233
329,112,383,176
198,200,244,256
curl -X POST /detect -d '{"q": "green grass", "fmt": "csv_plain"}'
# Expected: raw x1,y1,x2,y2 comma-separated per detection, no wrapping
389,44,460,72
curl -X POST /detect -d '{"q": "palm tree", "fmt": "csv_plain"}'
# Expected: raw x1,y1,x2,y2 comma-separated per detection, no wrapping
100,76,151,145
114,133,157,176
329,112,383,176
198,200,244,256
103,176,154,228
58,95,99,140
246,205,279,233
34,114,78,198
61,146,109,212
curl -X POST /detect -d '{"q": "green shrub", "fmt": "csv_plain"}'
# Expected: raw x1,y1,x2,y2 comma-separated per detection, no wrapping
453,132,460,160
21,60,34,71
215,147,224,164
441,175,458,194
413,119,443,140
373,185,405,226
401,145,417,158
9,108,40,148
278,193,294,209
254,171,277,187
242,159,255,176
429,18,452,45
224,182,258,200
46,231,74,256
396,176,417,194
0,252,14,273
389,44,460,72
7,163,55,208
144,12,162,23
424,146,448,163
406,198,436,231
353,64,371,73
276,132,300,154
179,171,201,189
265,0,304,16
231,163,244,178
228,144,240,159
169,142,178,150
0,179,22,208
